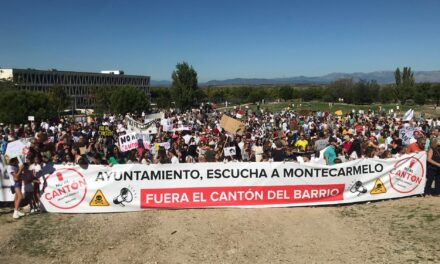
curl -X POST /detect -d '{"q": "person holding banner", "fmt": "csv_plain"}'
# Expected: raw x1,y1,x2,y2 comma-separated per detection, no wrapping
22,157,38,213
406,137,426,154
30,154,44,211
426,139,440,195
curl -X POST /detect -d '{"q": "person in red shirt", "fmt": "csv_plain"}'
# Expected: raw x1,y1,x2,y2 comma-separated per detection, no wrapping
406,137,426,153
212,127,219,136
342,135,352,154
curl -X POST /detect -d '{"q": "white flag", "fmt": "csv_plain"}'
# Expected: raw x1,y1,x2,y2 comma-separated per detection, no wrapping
403,109,414,122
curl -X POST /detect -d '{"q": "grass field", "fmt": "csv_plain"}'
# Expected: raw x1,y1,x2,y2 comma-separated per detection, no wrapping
219,100,440,118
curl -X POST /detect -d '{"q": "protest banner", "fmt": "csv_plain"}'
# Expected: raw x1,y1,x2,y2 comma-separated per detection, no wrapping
126,116,158,134
219,115,246,135
98,125,113,137
399,127,415,146
39,152,426,213
5,138,31,160
118,133,138,152
144,112,165,121
0,155,14,202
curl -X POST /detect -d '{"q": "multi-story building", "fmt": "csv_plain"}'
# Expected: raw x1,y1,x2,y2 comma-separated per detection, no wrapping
0,68,150,108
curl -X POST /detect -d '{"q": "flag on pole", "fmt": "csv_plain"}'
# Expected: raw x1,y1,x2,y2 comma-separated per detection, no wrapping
402,109,414,121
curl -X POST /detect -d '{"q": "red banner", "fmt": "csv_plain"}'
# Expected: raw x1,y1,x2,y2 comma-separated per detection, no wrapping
140,184,345,208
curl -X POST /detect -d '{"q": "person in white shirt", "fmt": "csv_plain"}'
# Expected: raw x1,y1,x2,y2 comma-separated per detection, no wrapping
182,133,193,145
7,158,25,219
169,149,180,164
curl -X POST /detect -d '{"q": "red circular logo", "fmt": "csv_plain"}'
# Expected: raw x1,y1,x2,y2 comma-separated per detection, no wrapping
388,156,424,193
43,168,87,209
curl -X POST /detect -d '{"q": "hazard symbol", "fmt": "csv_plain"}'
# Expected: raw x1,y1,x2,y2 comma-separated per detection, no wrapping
370,178,387,195
89,189,110,206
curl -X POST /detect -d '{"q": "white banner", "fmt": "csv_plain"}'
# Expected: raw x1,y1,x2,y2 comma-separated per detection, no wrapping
126,116,158,134
39,153,427,213
5,138,31,159
144,112,165,121
0,155,14,202
118,133,138,152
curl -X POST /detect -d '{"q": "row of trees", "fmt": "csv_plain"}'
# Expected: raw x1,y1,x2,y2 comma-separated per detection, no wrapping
0,82,149,123
91,86,149,114
154,64,440,109
153,80,439,108
0,88,60,124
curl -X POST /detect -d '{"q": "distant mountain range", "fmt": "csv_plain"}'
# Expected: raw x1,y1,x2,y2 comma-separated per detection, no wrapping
151,70,440,87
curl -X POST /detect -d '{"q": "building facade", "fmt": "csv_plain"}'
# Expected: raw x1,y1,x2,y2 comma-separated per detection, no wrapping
0,68,150,109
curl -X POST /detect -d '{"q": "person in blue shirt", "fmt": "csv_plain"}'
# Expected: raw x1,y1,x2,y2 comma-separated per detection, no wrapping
0,135,8,155
324,138,338,165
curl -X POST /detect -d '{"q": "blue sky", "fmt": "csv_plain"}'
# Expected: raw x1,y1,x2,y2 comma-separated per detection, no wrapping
0,0,439,82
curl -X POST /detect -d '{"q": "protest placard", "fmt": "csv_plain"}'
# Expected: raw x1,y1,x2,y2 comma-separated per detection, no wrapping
98,125,113,137
224,146,236,156
399,127,415,146
118,133,138,152
5,138,31,159
219,115,246,135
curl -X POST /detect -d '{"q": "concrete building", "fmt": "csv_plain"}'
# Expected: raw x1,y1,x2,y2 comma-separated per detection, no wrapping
0,68,150,109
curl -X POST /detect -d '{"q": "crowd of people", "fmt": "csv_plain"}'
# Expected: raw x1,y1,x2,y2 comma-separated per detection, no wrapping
1,104,439,219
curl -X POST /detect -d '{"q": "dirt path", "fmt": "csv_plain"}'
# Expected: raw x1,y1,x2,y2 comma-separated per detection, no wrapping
1,196,439,263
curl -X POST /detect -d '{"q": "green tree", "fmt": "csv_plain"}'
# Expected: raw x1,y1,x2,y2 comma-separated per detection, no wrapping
327,79,355,103
380,85,395,103
48,86,69,117
351,80,380,104
230,86,252,103
0,90,57,124
171,62,199,111
110,86,149,114
248,89,267,103
0,80,14,91
430,83,440,106
208,89,226,103
394,67,415,104
414,83,430,105
150,87,172,109
300,87,323,101
277,86,294,101
90,86,113,113
393,67,401,102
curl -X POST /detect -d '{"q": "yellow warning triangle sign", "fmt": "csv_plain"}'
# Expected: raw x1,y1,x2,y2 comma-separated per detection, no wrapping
89,189,110,206
370,178,387,195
